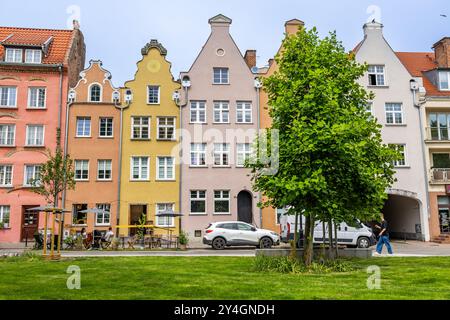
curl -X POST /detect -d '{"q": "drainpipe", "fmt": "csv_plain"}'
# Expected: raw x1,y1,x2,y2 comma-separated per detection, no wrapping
177,85,189,233
255,83,262,228
412,81,431,242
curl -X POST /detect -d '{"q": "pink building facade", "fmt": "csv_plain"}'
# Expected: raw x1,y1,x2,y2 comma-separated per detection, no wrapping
0,24,85,244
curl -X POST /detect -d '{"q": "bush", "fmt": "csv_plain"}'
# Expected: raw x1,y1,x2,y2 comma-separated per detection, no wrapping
253,256,355,274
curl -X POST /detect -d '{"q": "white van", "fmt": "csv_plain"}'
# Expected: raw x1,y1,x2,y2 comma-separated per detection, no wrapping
279,214,376,248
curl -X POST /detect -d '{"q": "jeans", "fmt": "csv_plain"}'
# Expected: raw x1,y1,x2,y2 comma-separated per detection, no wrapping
376,235,393,254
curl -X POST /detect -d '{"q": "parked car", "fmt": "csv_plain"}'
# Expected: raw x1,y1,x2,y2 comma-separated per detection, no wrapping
279,214,376,248
203,221,280,250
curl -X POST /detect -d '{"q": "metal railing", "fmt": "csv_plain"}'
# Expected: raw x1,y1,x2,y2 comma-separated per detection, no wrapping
426,127,450,141
430,168,450,183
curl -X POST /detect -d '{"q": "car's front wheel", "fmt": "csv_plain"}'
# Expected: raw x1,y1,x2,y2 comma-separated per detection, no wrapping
357,237,370,249
259,237,273,249
212,237,226,250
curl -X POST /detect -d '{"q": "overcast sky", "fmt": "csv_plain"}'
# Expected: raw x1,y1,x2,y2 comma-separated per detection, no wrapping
1,0,449,86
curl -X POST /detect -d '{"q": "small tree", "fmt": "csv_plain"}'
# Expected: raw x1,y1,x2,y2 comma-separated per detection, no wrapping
247,27,398,266
32,147,76,208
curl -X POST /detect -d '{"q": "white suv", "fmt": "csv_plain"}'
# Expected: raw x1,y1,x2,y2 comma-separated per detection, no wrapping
203,221,280,250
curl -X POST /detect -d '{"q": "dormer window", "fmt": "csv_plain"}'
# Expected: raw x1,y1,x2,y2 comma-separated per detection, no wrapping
439,71,450,91
25,49,42,64
5,48,22,63
89,84,102,102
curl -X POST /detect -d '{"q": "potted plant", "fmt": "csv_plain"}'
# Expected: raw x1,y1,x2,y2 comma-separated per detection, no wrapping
0,221,4,230
178,231,189,250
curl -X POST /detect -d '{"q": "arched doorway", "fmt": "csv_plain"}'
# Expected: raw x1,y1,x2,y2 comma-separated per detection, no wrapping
237,191,253,224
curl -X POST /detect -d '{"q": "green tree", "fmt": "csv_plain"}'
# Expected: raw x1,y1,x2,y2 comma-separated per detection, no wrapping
31,147,76,207
247,27,398,265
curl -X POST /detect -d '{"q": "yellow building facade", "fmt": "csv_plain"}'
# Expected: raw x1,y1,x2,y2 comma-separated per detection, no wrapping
119,40,180,237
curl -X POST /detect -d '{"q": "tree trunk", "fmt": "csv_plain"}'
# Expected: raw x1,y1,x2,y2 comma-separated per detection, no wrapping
303,214,315,266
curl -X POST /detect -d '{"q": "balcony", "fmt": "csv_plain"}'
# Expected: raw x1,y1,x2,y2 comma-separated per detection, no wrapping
426,127,450,142
430,168,450,184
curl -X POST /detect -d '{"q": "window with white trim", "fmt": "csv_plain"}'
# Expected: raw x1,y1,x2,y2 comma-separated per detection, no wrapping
76,117,91,137
157,117,175,140
96,203,111,226
75,160,89,181
190,190,206,214
385,103,403,124
99,117,113,137
190,143,206,167
236,101,252,123
190,101,206,123
156,203,175,227
24,165,41,187
213,101,229,123
368,65,385,86
131,117,150,139
0,165,13,187
0,124,15,146
214,190,230,214
389,144,407,167
97,160,112,181
157,157,175,180
89,84,102,102
28,87,46,108
131,157,149,181
439,71,450,91
213,68,229,84
0,206,10,224
25,49,42,64
5,48,22,63
237,143,252,167
26,125,44,146
147,86,160,104
213,143,230,166
0,87,17,107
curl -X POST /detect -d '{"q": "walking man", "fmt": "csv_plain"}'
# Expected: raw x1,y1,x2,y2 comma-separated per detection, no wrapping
375,214,393,255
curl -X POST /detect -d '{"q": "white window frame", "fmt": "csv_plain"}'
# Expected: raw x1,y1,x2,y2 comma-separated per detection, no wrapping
23,165,41,187
214,190,231,215
0,124,15,146
390,144,408,167
5,48,22,63
213,143,230,167
88,83,102,103
157,117,176,140
190,143,207,167
236,101,252,123
0,165,13,187
368,65,386,86
439,71,450,91
213,67,229,84
76,117,91,137
155,203,175,227
131,116,150,140
213,101,230,123
237,143,252,167
0,86,17,108
95,203,111,226
27,87,46,109
157,156,175,181
97,160,112,181
25,49,42,64
385,103,404,125
75,160,89,181
0,206,11,224
190,101,206,123
99,117,114,138
147,85,160,104
25,125,45,147
190,190,207,215
130,156,150,181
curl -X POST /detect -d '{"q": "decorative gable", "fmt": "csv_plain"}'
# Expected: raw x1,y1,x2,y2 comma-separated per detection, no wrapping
141,39,167,56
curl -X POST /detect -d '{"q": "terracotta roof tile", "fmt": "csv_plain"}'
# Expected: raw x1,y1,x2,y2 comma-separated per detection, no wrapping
0,26,75,65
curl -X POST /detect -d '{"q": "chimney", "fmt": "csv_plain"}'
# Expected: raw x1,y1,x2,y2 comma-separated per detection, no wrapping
433,37,450,68
363,20,383,38
285,19,304,35
244,50,257,69
73,20,80,30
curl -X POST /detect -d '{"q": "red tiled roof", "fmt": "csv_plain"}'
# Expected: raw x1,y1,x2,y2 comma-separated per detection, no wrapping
0,26,75,65
396,51,450,97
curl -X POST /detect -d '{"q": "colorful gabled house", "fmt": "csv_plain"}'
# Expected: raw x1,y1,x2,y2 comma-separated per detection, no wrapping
119,40,181,237
63,60,121,236
0,23,85,244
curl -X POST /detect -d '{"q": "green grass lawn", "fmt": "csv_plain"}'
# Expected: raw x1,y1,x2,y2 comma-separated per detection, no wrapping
0,255,449,300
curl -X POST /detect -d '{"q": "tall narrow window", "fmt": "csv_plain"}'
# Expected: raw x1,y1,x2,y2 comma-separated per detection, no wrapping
0,87,17,107
131,157,149,181
99,118,113,137
25,49,42,64
214,190,230,214
24,165,41,187
385,103,403,124
439,71,450,91
96,204,111,226
190,143,206,167
75,160,89,181
213,143,230,166
190,190,206,214
157,157,175,180
236,101,252,123
147,86,160,104
131,117,150,139
97,160,112,181
368,65,385,86
5,48,22,63
28,87,46,108
156,203,175,227
237,143,252,167
0,124,15,146
389,144,407,167
213,101,229,123
157,117,175,140
213,68,229,84
0,165,13,187
89,84,101,102
0,206,11,224
26,125,44,146
190,101,206,123
76,117,91,137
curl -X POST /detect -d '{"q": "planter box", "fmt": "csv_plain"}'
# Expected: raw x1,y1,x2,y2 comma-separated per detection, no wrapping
256,248,373,259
